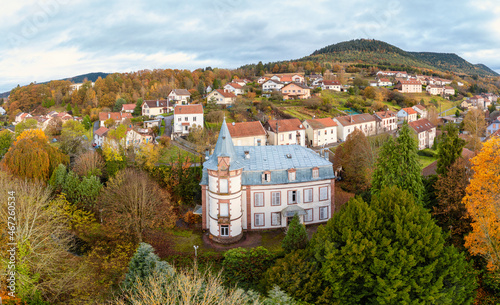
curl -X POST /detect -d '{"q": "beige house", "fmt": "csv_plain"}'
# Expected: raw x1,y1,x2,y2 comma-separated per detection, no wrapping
412,104,428,119
397,107,418,122
142,100,171,117
226,121,267,146
207,89,237,105
121,104,136,113
374,110,397,132
333,114,377,142
395,80,422,93
303,118,338,147
200,120,335,243
408,119,436,150
167,89,191,105
281,83,311,100
264,118,306,146
426,85,455,96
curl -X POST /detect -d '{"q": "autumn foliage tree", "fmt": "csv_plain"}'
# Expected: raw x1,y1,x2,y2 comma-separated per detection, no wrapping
463,137,500,272
1,129,68,181
333,128,374,192
99,168,175,242
463,108,486,152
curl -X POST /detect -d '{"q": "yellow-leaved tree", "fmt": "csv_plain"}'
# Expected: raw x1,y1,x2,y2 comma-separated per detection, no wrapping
463,136,500,271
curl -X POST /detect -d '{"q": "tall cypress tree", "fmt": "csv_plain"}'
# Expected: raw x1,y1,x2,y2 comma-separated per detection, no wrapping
436,123,466,176
372,121,424,203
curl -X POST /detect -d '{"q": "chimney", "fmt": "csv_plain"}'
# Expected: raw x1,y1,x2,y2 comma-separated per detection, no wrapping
324,151,329,160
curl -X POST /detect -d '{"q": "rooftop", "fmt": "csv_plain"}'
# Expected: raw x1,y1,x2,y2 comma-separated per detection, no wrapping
227,121,266,138
174,104,203,115
305,118,337,129
408,118,435,133
334,113,376,126
264,118,305,132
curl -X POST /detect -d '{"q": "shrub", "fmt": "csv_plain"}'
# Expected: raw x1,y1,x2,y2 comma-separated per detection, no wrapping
281,214,308,253
417,148,437,157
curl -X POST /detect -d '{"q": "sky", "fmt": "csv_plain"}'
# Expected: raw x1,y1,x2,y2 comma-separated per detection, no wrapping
1,0,500,93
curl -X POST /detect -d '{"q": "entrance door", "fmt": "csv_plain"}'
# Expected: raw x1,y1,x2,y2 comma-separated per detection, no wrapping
287,216,294,226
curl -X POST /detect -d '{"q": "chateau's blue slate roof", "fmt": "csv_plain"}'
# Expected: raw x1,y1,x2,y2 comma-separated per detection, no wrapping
201,144,335,185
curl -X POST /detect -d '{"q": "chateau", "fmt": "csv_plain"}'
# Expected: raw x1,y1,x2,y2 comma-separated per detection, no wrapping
200,119,336,243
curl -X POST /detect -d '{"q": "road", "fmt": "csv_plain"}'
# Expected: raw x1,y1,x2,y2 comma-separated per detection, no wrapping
439,106,457,116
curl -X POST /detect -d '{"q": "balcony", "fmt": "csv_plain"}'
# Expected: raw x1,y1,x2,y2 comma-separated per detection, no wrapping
217,215,230,224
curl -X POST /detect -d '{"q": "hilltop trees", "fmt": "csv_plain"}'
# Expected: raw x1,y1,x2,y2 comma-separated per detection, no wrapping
371,122,424,203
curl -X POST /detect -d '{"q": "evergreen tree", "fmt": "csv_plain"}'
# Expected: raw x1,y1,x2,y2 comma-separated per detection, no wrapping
372,122,424,203
266,187,478,304
133,98,143,116
281,214,308,253
121,243,174,291
436,123,465,176
82,115,92,130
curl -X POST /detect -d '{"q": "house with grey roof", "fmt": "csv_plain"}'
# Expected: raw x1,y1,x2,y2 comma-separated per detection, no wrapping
167,89,191,105
199,119,335,244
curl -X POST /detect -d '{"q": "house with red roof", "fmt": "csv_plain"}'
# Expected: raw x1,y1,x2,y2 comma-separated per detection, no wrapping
374,110,397,132
303,118,338,147
223,82,245,95
173,104,204,136
408,119,436,150
263,118,306,146
121,104,136,113
206,89,237,105
226,121,267,146
412,104,428,119
99,111,133,127
14,112,32,124
93,127,109,147
397,107,418,122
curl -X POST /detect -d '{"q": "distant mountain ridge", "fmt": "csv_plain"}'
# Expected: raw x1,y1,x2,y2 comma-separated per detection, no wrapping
308,39,498,76
0,72,110,98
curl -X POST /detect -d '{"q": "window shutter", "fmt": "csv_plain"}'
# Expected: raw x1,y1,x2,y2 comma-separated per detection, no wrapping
288,191,293,204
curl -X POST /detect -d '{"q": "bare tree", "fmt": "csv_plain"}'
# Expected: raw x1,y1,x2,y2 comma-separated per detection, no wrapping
463,108,486,152
73,150,105,177
99,168,175,242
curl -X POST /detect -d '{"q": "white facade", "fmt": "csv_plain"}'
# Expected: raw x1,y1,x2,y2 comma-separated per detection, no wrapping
262,80,284,92
303,119,338,147
167,90,191,105
223,83,245,95
206,89,236,105
333,114,377,142
267,129,306,146
173,110,204,135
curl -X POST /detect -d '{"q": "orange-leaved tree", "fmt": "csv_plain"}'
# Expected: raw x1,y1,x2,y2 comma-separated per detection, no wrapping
463,136,500,271
1,129,69,181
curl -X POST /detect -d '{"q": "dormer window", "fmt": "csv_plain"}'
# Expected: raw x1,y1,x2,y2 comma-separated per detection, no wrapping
312,167,319,179
262,171,271,183
288,168,296,181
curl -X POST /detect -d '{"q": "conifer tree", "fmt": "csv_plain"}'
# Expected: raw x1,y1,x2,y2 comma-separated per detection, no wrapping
372,121,424,203
281,214,308,253
436,123,465,176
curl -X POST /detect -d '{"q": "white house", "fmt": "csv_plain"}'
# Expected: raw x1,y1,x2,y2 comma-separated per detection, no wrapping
262,79,284,92
395,80,422,93
173,104,204,136
200,119,335,243
226,121,267,146
206,89,237,106
125,128,154,147
377,78,392,87
0,106,6,115
397,107,418,122
264,118,306,146
320,80,342,91
14,112,32,124
142,100,171,117
93,127,109,147
167,89,191,105
408,119,436,150
257,76,269,84
333,114,377,142
224,83,245,95
374,110,397,132
303,118,338,147
412,104,428,119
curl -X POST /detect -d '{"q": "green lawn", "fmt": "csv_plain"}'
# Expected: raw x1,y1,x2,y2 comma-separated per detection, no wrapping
417,154,437,169
158,145,196,163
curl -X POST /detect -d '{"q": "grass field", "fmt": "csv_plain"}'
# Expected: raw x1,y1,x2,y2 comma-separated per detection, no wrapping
158,145,196,163
417,154,437,169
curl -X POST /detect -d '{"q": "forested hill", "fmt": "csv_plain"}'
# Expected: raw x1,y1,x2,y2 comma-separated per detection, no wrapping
0,72,110,98
307,39,497,76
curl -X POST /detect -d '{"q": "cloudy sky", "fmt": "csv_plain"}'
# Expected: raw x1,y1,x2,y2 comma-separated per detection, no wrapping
1,0,499,93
